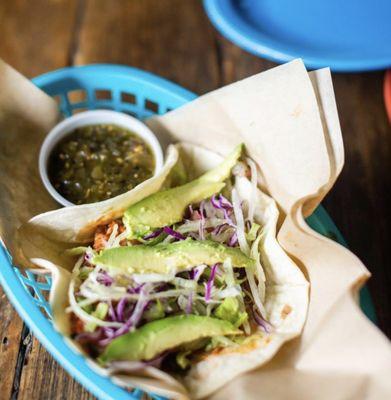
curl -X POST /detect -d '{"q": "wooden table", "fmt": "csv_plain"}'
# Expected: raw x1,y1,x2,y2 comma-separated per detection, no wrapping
0,1,389,399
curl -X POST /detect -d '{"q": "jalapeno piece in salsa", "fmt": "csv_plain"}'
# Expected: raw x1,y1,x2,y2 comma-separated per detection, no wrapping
48,124,155,205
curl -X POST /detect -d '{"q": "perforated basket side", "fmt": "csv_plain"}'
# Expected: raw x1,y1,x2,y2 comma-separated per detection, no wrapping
33,64,196,119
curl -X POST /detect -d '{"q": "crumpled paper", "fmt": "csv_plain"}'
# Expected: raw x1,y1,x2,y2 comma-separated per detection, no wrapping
0,58,390,399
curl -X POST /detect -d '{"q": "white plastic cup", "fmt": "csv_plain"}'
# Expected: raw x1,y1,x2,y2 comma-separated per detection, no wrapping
39,110,164,207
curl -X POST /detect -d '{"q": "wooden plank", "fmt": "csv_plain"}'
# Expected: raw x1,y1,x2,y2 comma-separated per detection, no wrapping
0,290,24,399
0,0,78,77
76,0,220,93
17,336,94,400
214,34,277,83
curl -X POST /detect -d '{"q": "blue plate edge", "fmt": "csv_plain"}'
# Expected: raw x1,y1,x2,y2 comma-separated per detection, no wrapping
203,0,391,72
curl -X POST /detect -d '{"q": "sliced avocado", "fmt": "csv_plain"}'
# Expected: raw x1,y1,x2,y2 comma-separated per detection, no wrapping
92,239,255,274
123,144,243,238
123,181,224,238
99,315,240,364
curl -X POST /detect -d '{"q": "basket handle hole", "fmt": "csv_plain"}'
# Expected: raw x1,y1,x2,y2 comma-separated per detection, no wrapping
121,92,136,104
67,89,87,104
144,99,159,113
94,89,112,101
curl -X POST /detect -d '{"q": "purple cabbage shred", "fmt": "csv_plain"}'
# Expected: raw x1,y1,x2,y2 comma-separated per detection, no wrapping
96,270,114,287
204,263,218,302
253,310,273,333
163,226,185,240
143,228,163,240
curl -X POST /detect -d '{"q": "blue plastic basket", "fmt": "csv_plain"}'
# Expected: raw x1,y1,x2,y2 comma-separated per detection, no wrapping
0,64,376,400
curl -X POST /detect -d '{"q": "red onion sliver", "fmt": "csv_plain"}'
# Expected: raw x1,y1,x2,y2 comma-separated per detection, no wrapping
143,228,163,240
116,298,127,322
228,232,238,247
97,270,114,287
163,226,185,240
204,263,218,302
253,311,273,333
212,223,228,236
219,194,233,209
108,301,117,321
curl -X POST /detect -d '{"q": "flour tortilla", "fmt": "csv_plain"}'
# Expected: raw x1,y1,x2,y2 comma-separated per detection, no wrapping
18,143,309,399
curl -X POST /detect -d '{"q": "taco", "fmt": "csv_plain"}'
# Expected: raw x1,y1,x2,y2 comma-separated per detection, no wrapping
18,143,309,399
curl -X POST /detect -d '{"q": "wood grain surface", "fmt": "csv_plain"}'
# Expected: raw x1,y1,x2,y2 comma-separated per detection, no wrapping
0,1,389,399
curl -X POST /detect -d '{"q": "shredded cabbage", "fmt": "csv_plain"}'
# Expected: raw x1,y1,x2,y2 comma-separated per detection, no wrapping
250,229,266,302
71,157,274,360
112,225,130,248
68,279,122,328
106,224,119,248
231,187,250,255
173,277,197,290
246,157,258,223
133,272,175,284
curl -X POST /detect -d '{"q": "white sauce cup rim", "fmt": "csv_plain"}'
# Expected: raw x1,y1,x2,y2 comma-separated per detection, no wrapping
39,110,164,207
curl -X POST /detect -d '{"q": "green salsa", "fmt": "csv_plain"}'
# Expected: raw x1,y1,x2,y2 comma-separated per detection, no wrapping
48,124,155,205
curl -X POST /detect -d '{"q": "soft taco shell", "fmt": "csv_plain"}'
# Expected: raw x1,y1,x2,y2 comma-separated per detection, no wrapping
17,143,309,399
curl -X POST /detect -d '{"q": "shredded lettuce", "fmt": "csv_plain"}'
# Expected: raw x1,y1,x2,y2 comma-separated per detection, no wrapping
246,222,260,242
85,302,109,332
214,297,248,328
69,279,122,328
176,350,191,369
205,335,238,351
79,266,93,280
106,223,119,248
231,187,250,255
246,156,258,223
250,228,266,302
133,272,175,284
233,178,267,319
144,299,165,321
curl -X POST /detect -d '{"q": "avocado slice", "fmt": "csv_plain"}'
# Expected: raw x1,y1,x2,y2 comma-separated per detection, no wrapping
123,144,243,238
99,315,241,364
123,181,224,238
92,239,255,273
